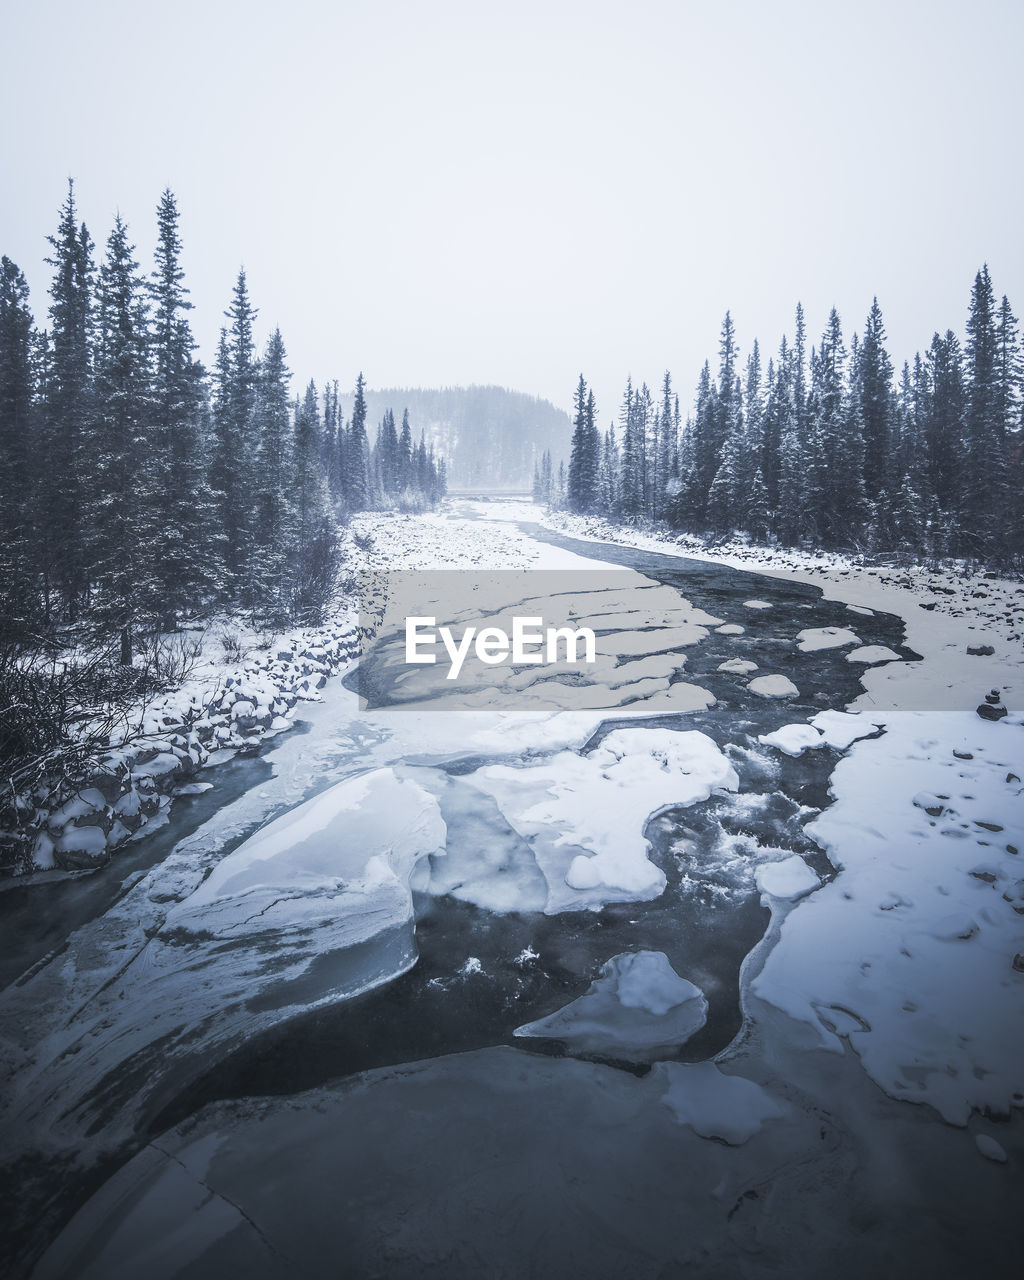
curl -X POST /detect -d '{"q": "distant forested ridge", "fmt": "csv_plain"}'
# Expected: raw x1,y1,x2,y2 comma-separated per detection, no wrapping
341,386,570,490
557,274,1024,566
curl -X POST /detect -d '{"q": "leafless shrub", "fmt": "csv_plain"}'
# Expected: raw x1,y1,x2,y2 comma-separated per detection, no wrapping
220,630,249,663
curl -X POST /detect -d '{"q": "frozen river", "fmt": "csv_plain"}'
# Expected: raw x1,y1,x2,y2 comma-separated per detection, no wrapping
1,505,1019,1279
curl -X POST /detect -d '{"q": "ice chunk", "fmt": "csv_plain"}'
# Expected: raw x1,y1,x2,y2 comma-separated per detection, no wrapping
846,645,901,664
186,768,446,912
656,1061,783,1144
809,709,879,750
758,724,825,756
715,623,745,635
795,627,861,652
743,599,773,610
756,856,819,900
469,728,738,912
749,674,799,699
514,951,707,1060
718,658,758,674
975,1134,1007,1163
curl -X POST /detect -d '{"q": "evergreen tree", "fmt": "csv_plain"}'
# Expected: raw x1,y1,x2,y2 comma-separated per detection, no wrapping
211,268,258,594
858,297,894,494
292,379,327,550
148,189,217,626
398,408,413,493
345,372,370,508
0,256,39,642
90,216,154,663
566,374,594,513
250,327,292,612
962,265,1005,550
41,179,95,617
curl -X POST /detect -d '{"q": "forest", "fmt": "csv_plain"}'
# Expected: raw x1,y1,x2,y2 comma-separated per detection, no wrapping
0,182,447,665
553,279,1023,565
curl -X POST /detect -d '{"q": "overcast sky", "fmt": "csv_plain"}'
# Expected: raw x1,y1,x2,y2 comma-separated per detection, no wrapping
2,0,1022,420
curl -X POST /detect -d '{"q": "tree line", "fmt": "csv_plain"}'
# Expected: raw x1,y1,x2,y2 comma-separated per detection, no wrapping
557,271,1023,564
0,181,447,665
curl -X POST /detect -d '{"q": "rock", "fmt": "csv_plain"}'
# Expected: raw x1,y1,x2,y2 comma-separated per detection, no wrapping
1013,954,1024,973
53,823,111,870
967,644,995,656
977,702,1008,722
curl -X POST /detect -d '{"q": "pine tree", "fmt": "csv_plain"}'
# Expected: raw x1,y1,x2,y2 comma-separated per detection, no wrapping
90,215,154,664
211,268,258,595
250,327,292,613
962,265,1005,550
398,408,413,494
148,190,217,626
292,379,327,551
858,298,894,494
0,256,39,643
41,179,95,618
345,373,370,509
567,374,592,513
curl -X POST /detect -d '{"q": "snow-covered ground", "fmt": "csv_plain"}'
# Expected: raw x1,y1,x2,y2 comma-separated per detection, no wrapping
5,498,1023,1278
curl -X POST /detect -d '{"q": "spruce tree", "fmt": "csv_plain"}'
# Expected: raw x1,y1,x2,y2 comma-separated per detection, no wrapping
0,256,39,643
250,328,292,613
211,268,258,595
90,215,154,664
42,179,95,618
963,265,1004,550
148,189,217,626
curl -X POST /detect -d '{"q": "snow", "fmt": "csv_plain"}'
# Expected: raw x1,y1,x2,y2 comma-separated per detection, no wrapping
751,710,1024,1124
748,674,799,698
846,644,901,663
795,626,862,652
718,657,758,674
10,498,1024,1276
468,728,739,912
809,709,880,750
514,951,707,1060
656,1061,784,1144
757,724,826,756
182,768,445,914
758,712,879,756
755,855,819,900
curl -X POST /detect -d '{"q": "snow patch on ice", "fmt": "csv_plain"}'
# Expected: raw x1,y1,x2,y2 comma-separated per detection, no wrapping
656,1061,784,1144
756,856,819,900
748,674,799,699
469,728,738,912
795,627,861,652
846,645,901,664
514,951,707,1060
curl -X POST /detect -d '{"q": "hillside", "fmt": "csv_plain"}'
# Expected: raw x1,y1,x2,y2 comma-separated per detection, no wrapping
340,385,570,490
